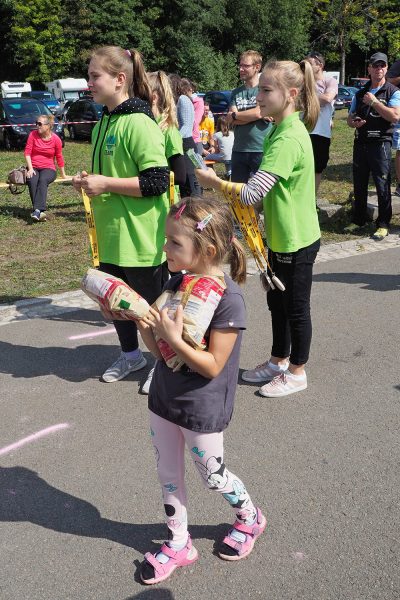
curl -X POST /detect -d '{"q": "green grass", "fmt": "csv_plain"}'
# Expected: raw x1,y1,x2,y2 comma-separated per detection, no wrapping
0,114,398,304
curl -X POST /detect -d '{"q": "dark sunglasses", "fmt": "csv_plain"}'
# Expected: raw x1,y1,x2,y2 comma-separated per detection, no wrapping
36,121,48,126
371,62,386,68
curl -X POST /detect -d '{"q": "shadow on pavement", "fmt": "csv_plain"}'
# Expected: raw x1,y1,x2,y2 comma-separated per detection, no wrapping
0,466,228,555
0,340,153,382
124,590,175,599
313,271,400,291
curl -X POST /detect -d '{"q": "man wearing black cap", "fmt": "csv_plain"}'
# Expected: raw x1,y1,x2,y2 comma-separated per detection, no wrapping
346,52,400,239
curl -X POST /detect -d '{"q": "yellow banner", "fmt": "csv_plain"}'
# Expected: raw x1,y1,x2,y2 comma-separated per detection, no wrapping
81,189,99,268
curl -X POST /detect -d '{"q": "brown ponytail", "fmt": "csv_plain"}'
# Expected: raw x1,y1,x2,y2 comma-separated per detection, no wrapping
129,48,152,104
229,237,247,284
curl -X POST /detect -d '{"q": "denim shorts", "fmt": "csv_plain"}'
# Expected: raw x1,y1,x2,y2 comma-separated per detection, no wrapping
393,123,400,150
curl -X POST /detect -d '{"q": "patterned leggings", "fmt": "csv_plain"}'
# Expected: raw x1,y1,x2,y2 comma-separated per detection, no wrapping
149,411,257,545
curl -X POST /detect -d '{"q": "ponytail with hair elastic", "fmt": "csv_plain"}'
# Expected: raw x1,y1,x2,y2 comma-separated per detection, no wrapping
299,59,320,131
128,48,152,104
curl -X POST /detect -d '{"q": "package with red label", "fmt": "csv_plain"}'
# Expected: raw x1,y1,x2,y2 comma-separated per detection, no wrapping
81,269,226,371
153,274,226,371
81,268,150,320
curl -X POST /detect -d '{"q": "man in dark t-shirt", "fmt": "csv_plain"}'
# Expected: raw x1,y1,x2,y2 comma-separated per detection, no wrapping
227,50,270,183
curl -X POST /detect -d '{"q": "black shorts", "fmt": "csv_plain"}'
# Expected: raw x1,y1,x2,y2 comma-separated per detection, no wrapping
310,134,331,174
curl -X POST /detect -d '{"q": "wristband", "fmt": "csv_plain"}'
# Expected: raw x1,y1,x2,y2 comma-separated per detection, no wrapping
371,96,376,106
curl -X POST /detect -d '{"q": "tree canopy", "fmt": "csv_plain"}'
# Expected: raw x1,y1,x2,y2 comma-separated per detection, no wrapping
0,0,398,88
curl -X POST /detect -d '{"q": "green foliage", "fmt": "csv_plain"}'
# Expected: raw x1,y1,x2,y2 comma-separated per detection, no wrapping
1,0,399,89
10,0,73,81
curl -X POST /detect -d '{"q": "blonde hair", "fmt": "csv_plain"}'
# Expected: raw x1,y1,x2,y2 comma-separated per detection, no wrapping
90,46,152,104
168,198,247,284
263,59,320,131
40,114,54,127
240,50,262,66
147,71,178,130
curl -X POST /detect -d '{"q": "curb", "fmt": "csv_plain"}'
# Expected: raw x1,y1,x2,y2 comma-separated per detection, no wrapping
1,234,399,325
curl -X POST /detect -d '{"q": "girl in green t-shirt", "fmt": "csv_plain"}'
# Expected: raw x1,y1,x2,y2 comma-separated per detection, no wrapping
72,46,170,387
148,70,186,204
196,59,321,399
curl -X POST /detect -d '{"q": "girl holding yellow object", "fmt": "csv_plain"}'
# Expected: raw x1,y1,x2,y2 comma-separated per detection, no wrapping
196,59,321,398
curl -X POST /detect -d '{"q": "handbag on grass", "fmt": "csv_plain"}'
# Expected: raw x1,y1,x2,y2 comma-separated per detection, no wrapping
7,166,27,194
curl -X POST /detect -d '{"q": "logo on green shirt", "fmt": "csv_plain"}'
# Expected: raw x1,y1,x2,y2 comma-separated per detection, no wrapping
105,134,116,156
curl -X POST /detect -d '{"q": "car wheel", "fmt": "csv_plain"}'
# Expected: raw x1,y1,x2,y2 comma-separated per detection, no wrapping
68,125,77,140
4,132,12,151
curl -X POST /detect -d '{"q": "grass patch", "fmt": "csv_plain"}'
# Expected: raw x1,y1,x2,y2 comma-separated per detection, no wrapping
0,114,398,303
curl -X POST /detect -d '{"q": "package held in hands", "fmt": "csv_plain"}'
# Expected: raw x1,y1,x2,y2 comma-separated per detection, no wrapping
153,274,226,370
81,268,150,320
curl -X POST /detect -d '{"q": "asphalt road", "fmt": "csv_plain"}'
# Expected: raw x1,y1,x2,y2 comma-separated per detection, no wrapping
1,246,399,600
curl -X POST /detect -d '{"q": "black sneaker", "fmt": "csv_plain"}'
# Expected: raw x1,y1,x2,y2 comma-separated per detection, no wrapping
31,209,41,221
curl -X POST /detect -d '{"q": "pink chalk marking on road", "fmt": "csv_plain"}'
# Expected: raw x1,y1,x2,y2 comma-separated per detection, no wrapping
0,423,70,457
68,327,115,340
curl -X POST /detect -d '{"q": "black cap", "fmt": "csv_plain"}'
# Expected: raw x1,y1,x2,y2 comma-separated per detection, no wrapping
369,52,388,65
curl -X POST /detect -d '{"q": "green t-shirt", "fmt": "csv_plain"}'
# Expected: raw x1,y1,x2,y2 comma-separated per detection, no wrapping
259,112,320,253
163,124,183,160
230,84,270,152
159,122,183,204
91,113,169,267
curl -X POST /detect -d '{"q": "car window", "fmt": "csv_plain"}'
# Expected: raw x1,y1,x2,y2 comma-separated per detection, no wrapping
205,92,230,107
3,101,51,118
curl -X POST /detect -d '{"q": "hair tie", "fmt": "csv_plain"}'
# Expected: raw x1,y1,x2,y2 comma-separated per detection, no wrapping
125,49,131,57
174,203,187,220
196,213,213,231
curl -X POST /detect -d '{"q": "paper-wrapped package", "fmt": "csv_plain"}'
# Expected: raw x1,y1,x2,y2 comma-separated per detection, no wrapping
153,274,226,370
81,268,150,320
81,269,226,370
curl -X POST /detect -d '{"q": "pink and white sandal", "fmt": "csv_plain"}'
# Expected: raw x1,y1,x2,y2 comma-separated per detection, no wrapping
218,508,267,561
140,535,199,585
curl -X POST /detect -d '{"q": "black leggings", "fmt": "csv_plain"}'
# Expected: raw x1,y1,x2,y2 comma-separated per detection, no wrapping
267,239,320,365
180,137,202,198
99,262,169,352
27,168,56,212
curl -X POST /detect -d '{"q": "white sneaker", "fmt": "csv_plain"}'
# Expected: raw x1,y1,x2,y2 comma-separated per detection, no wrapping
102,351,147,383
141,366,155,395
259,372,307,398
241,360,288,383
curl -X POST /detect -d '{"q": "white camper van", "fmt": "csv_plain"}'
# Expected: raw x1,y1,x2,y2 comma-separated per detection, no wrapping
45,78,88,107
1,81,32,98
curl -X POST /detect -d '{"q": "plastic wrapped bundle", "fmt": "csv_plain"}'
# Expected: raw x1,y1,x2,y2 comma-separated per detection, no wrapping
81,269,226,370
81,268,150,320
153,274,226,370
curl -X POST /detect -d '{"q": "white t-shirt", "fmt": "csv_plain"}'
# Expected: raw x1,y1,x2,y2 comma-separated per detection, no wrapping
311,76,338,139
213,131,234,160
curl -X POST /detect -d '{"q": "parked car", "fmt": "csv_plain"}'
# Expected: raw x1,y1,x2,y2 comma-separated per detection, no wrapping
336,86,354,109
333,97,345,110
65,99,103,140
0,98,65,149
204,90,232,115
350,78,369,89
21,91,61,115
